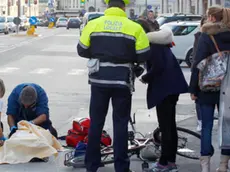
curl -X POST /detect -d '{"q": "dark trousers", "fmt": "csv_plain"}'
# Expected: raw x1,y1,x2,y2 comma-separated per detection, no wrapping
49,125,58,138
156,94,179,165
85,86,132,172
1,122,3,132
196,103,201,121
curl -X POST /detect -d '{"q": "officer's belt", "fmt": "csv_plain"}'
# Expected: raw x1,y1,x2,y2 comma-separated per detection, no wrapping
89,78,130,87
99,62,131,68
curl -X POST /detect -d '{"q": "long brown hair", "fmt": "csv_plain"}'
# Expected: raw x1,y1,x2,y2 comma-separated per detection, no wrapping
207,6,230,27
0,79,5,98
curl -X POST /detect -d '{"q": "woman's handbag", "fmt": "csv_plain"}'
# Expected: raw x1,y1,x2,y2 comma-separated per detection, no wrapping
197,35,229,92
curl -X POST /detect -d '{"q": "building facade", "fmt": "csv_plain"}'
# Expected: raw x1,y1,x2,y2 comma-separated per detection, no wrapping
3,0,226,18
6,0,55,17
8,0,40,17
82,0,225,17
0,0,8,16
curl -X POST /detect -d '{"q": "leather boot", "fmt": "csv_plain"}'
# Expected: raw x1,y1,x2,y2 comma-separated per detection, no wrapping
216,155,230,172
200,156,211,172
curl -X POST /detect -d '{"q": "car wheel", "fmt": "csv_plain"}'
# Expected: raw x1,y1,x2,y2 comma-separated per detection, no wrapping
4,31,9,35
67,27,69,29
185,49,193,68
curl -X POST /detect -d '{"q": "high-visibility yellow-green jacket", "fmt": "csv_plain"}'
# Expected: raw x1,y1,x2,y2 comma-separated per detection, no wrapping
77,7,150,91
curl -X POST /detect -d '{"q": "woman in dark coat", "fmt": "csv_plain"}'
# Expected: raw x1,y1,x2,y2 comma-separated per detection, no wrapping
137,19,188,172
191,16,207,132
189,6,230,172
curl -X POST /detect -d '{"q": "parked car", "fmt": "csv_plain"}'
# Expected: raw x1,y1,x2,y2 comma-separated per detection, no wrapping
161,21,200,67
6,16,17,32
80,12,104,35
19,16,30,31
37,19,49,27
56,17,68,28
0,16,9,34
156,13,202,26
67,18,81,29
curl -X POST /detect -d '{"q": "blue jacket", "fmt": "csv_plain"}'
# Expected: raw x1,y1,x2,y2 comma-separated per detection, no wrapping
189,22,230,105
6,83,51,129
141,28,188,109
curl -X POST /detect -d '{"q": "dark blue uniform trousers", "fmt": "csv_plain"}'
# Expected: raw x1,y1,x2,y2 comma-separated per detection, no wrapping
85,85,132,172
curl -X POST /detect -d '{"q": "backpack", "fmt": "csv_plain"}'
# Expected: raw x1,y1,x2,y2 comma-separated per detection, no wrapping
72,118,90,134
65,129,86,147
65,117,112,148
84,130,112,147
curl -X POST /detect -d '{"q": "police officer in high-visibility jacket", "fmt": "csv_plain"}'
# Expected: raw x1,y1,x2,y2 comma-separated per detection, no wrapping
77,0,150,171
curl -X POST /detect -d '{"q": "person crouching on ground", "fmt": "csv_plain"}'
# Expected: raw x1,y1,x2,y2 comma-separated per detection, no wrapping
6,83,57,138
137,19,188,172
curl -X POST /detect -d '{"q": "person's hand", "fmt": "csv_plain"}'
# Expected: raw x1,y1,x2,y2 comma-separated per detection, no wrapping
0,136,7,141
0,136,7,147
8,126,17,138
0,140,4,147
190,94,197,101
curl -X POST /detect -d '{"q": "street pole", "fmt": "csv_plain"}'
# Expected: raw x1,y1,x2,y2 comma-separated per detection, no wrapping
29,0,31,17
17,0,20,34
94,0,96,12
17,0,20,17
145,0,147,18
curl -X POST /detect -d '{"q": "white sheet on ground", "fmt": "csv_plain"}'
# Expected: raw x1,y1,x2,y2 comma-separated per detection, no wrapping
0,120,64,164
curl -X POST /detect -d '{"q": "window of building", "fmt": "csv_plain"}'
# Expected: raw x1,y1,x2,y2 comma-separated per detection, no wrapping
39,0,48,3
64,0,67,8
68,0,71,8
216,0,221,4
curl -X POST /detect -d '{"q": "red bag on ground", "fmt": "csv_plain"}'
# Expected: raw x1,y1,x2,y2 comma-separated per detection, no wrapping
72,118,90,134
84,130,112,147
66,117,112,147
66,129,86,147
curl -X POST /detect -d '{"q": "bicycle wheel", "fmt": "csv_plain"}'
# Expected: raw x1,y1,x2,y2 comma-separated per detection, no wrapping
176,127,201,160
153,127,202,160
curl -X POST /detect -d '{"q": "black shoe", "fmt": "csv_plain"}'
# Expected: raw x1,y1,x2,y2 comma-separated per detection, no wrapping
30,157,49,162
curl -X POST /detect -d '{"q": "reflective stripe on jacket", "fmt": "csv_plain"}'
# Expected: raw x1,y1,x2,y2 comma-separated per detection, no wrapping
89,61,134,91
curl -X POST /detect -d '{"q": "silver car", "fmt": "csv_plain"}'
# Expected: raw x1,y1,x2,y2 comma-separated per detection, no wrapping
7,16,17,33
56,17,68,28
0,16,9,34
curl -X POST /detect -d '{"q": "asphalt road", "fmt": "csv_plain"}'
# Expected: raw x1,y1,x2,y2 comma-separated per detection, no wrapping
0,27,221,172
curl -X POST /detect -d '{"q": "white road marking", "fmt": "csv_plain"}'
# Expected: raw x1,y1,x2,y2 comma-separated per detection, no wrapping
67,69,87,75
56,34,80,37
0,33,57,54
0,67,20,73
0,46,17,53
30,68,53,74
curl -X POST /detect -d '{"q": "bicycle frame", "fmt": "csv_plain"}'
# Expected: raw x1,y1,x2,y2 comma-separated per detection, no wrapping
64,112,154,168
129,112,137,133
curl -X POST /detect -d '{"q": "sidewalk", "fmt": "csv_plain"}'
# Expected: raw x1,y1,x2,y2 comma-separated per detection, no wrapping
0,103,222,172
